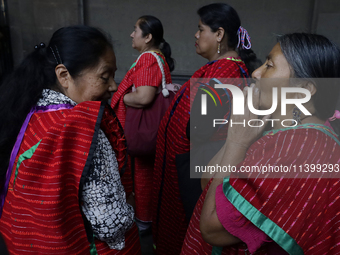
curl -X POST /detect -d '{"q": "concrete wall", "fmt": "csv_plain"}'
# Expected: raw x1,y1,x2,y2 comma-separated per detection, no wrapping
6,0,340,82
317,0,340,44
7,0,80,67
85,0,317,81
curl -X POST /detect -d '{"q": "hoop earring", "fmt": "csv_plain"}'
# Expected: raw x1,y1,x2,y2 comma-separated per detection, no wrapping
217,43,221,54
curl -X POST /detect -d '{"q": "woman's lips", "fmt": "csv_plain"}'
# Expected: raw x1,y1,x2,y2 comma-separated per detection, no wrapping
195,42,198,47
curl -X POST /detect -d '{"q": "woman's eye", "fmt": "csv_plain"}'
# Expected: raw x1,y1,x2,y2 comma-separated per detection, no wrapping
265,63,273,68
101,77,109,83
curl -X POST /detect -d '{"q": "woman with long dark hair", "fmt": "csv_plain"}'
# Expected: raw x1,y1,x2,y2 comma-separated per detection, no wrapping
151,3,260,255
182,33,340,254
0,25,140,254
111,15,175,234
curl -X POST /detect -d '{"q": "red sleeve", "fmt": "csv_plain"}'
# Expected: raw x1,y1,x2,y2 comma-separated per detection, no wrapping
132,53,162,88
215,183,268,253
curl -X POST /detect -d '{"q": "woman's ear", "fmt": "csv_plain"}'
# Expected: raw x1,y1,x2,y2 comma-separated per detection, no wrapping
305,82,317,96
295,81,317,99
145,33,153,44
55,64,72,89
216,27,225,42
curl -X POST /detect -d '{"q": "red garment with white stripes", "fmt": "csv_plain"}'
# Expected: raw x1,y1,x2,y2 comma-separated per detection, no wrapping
182,125,340,254
152,58,248,255
111,52,172,222
181,180,270,255
228,126,340,255
0,102,141,254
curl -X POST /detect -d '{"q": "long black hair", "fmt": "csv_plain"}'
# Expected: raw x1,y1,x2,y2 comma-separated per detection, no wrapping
197,3,260,74
138,15,175,72
0,25,113,178
278,33,340,122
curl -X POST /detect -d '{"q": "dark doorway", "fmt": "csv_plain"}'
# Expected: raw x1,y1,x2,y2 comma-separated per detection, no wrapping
0,0,13,82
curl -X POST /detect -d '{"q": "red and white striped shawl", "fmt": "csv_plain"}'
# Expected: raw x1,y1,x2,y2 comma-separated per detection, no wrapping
152,57,248,255
182,124,340,255
0,102,140,255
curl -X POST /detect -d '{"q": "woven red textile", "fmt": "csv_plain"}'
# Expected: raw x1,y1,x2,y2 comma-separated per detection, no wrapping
111,52,172,222
0,102,140,254
152,58,248,255
182,126,340,254
95,226,141,255
111,52,171,130
228,127,340,255
181,182,268,255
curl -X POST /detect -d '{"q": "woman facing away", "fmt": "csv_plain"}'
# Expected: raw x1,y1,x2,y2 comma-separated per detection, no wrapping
110,15,174,233
181,33,340,254
0,25,141,254
152,3,259,255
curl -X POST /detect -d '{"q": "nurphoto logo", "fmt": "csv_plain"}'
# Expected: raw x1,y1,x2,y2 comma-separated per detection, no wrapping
199,81,312,128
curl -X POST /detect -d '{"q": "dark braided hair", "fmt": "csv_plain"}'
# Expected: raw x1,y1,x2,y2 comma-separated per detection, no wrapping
138,15,175,72
0,25,113,179
197,3,261,74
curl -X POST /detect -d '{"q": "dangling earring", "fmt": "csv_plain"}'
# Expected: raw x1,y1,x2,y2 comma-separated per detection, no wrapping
292,107,302,125
217,42,221,54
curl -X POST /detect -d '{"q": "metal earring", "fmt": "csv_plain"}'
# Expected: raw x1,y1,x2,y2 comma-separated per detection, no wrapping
217,42,221,54
292,106,302,125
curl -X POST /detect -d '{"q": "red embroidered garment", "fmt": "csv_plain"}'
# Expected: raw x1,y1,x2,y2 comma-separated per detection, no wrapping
181,180,269,255
152,58,248,255
181,182,276,255
181,125,340,255
0,102,141,254
111,52,172,222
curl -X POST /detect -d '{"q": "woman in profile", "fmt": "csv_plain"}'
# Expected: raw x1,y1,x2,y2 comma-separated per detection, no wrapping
111,15,174,235
152,3,259,255
0,26,140,254
184,33,340,254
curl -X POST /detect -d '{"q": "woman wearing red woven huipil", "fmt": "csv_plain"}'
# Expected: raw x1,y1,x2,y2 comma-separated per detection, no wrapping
184,34,340,255
151,3,260,255
111,16,174,235
0,26,141,254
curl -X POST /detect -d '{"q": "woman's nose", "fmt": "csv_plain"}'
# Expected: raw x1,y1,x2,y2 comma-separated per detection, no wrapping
109,79,118,92
195,31,199,39
252,65,263,80
130,32,134,38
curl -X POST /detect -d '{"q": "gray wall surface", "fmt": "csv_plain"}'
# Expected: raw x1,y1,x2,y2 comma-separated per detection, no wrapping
6,0,80,69
6,0,340,82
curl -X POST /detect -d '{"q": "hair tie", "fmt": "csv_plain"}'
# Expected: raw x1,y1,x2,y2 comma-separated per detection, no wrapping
237,26,251,50
329,110,340,121
160,39,165,49
34,42,45,50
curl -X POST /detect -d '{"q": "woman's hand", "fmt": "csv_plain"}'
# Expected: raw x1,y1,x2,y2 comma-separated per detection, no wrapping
123,86,157,108
226,84,271,149
202,84,270,185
